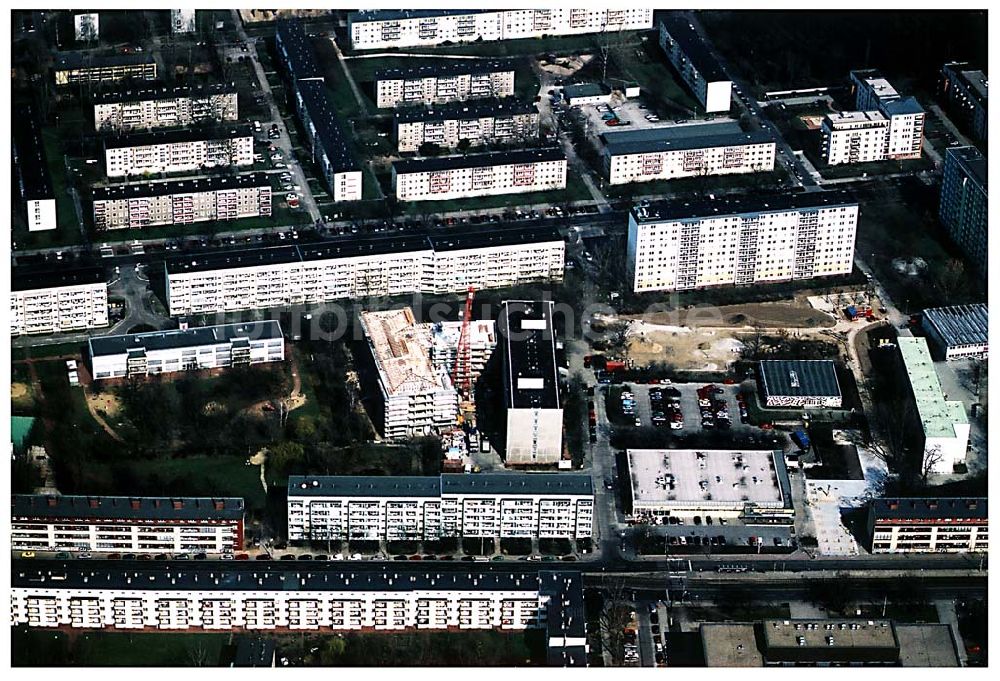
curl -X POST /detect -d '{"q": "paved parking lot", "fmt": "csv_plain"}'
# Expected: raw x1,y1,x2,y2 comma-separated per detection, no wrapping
617,382,759,436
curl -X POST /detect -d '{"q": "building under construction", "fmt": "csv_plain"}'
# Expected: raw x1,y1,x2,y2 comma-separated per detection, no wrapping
428,319,497,395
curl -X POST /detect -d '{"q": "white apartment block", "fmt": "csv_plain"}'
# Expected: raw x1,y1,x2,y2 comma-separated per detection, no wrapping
658,14,732,113
93,84,238,132
11,267,109,337
375,61,515,109
395,98,540,153
868,498,987,554
89,321,284,381
603,122,776,185
392,149,567,202
164,227,565,316
359,308,459,441
104,126,254,178
627,192,859,292
349,9,653,50
92,173,271,230
821,111,890,165
11,495,245,554
287,474,594,542
54,52,157,86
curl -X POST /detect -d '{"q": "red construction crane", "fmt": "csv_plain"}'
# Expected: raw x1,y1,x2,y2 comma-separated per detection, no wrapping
452,286,475,397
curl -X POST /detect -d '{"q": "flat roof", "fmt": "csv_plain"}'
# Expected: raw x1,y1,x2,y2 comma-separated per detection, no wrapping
701,624,764,667
350,10,490,24
632,189,857,223
825,110,889,126
12,102,54,200
894,624,961,667
359,307,451,397
12,494,244,521
54,51,155,70
374,59,515,82
627,449,789,509
659,13,728,83
275,19,324,80
92,82,236,105
299,233,433,261
92,172,269,201
948,63,989,104
288,475,441,498
897,337,969,438
852,69,899,101
881,96,924,116
871,497,986,522
395,97,536,123
946,145,987,190
604,121,773,155
759,360,842,399
441,473,592,497
428,224,563,252
762,619,898,658
89,321,282,357
563,82,611,99
498,300,561,411
103,125,252,150
12,265,106,292
393,148,564,174
923,303,988,348
294,79,359,173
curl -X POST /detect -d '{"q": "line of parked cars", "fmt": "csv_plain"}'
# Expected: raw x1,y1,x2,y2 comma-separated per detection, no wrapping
697,384,730,430
650,386,683,429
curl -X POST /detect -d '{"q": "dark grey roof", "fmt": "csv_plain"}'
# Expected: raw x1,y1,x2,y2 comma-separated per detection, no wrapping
946,145,987,190
275,19,324,80
288,475,441,498
294,79,359,174
659,13,728,83
300,233,434,261
350,9,490,24
12,102,54,200
441,474,591,496
428,225,563,252
923,304,988,348
92,83,236,105
759,360,842,399
12,494,245,521
881,96,924,116
54,51,155,70
871,497,987,522
92,172,270,201
89,321,282,357
632,189,857,223
604,121,773,155
563,82,612,100
165,245,302,275
393,148,564,174
498,301,561,411
943,62,988,106
103,125,252,150
395,97,537,124
12,265,105,292
375,59,515,82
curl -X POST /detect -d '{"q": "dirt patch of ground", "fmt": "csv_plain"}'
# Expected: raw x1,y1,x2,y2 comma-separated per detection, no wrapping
538,54,592,78
87,392,122,419
631,299,835,329
625,323,744,372
11,383,33,406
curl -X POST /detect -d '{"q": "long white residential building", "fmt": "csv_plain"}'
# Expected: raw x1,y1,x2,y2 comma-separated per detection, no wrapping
349,9,653,50
164,226,564,316
359,308,459,441
287,474,594,542
395,98,540,153
11,495,245,554
104,126,254,178
92,173,271,230
93,83,239,132
11,266,109,337
53,51,157,86
375,61,516,109
658,14,732,113
627,191,859,292
868,498,987,554
88,321,284,381
392,149,567,202
602,121,776,185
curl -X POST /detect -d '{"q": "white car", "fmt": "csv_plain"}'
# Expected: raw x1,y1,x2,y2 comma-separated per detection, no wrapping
349,553,363,561
285,193,297,201
273,162,286,168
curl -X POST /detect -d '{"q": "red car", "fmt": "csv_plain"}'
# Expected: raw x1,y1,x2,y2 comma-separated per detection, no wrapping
235,553,250,560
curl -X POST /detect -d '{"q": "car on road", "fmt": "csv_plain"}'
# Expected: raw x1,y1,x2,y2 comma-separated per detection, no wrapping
77,552,93,559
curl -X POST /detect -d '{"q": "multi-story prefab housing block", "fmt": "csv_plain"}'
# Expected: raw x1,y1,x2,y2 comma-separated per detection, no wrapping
375,61,516,109
11,267,109,336
104,126,254,178
93,84,238,132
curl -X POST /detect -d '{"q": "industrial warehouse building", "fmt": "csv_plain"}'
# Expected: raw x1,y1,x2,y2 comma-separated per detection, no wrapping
359,308,459,441
349,9,653,50
11,494,245,554
392,149,567,202
103,125,254,178
867,497,987,554
939,146,987,281
498,300,564,466
394,98,540,153
164,226,564,316
287,474,593,541
627,191,859,292
88,321,284,380
602,121,776,185
624,449,794,523
921,303,988,360
92,173,271,230
276,20,362,202
93,83,239,132
940,62,988,143
658,14,732,113
12,103,57,232
374,61,516,109
53,51,157,86
11,267,109,337
758,360,843,408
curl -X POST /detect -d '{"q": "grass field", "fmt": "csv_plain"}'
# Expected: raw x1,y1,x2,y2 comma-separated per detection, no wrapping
12,627,230,667
126,454,268,510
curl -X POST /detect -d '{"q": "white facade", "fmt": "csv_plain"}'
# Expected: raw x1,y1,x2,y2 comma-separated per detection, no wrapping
376,67,515,109
105,131,254,178
627,194,859,292
393,151,567,202
93,88,238,132
396,105,539,153
658,17,732,113
11,275,109,337
26,198,57,232
171,9,196,34
74,13,99,41
821,111,891,165
350,9,653,50
869,499,987,554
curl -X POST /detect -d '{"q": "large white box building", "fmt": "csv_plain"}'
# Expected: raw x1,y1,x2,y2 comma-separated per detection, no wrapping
164,226,564,316
103,125,254,178
395,97,540,153
658,14,732,113
375,61,516,109
349,9,653,50
88,321,284,381
11,266,109,337
392,149,567,202
602,121,776,185
498,301,564,466
93,84,238,132
627,191,859,292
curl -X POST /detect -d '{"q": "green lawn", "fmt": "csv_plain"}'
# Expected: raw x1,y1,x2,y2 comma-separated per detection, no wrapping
13,127,87,251
126,455,268,511
11,627,230,667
